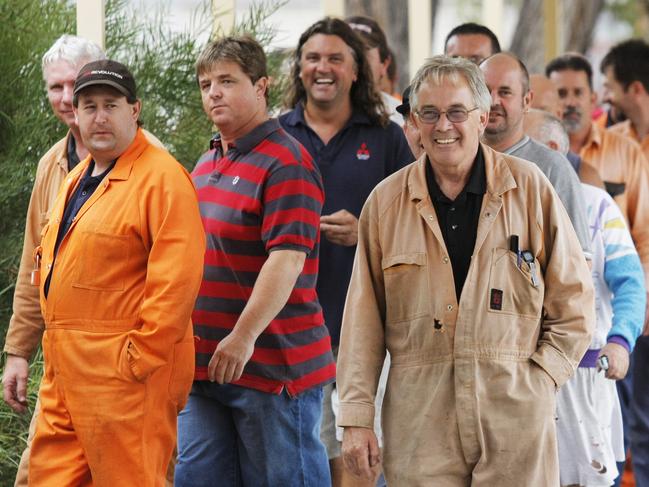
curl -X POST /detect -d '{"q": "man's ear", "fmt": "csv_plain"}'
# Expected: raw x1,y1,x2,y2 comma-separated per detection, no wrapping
548,140,559,152
630,80,647,97
131,99,142,121
255,76,269,99
523,89,533,110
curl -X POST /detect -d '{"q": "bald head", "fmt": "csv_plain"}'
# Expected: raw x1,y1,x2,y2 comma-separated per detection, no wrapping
480,53,530,92
524,108,569,155
480,52,532,151
530,74,561,118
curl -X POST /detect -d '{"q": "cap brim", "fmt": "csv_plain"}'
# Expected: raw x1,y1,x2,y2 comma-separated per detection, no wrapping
73,79,131,99
395,104,409,116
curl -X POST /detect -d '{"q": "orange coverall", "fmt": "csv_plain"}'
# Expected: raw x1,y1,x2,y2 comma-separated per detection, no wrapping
29,129,205,486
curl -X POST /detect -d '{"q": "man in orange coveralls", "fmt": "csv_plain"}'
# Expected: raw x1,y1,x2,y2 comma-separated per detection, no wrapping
28,60,205,486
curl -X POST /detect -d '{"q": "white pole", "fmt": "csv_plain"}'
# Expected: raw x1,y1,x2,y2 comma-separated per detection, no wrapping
323,0,346,17
481,0,504,44
76,0,105,50
212,0,237,35
409,0,432,80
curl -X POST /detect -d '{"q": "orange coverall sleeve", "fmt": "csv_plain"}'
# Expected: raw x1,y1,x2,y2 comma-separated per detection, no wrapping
126,165,205,381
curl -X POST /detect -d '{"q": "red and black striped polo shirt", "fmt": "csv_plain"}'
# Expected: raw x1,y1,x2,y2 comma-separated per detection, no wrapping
191,118,335,395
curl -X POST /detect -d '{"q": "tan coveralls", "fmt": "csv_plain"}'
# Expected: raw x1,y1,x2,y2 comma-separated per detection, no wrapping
337,145,594,486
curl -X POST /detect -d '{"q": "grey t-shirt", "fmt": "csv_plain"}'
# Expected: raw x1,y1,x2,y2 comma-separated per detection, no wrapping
505,136,592,258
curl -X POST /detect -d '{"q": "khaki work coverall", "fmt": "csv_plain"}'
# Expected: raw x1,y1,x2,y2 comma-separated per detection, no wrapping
337,144,594,486
29,129,205,486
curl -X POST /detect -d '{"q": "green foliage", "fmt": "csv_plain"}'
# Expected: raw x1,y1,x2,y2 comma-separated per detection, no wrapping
0,0,288,482
605,0,649,39
104,0,213,167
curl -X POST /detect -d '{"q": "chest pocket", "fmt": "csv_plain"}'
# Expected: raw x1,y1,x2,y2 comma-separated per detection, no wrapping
487,247,544,319
72,231,130,292
382,252,429,324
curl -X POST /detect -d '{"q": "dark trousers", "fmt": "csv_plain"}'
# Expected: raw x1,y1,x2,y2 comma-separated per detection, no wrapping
614,336,649,487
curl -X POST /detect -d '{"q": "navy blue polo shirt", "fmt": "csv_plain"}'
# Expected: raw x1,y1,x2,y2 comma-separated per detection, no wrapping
280,104,414,345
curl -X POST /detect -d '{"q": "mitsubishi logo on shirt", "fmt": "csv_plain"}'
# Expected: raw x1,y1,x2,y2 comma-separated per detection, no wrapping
356,143,370,160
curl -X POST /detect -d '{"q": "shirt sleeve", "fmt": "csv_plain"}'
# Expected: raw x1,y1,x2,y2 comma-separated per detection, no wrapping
337,189,387,428
127,159,206,381
261,162,324,254
600,192,646,351
621,144,649,289
547,153,593,260
4,157,51,358
531,173,595,388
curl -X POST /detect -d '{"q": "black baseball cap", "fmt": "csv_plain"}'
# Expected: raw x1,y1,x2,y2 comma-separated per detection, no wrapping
395,85,411,116
73,59,137,104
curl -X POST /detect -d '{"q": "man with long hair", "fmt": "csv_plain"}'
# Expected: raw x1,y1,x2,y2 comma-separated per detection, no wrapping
279,17,413,485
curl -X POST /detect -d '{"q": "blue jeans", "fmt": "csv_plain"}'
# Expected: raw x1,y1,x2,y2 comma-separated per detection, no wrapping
175,382,331,487
614,335,649,487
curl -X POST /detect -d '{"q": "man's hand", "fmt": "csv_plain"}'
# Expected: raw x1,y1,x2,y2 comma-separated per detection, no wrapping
598,342,630,380
2,354,29,413
320,210,358,247
207,330,255,384
342,426,381,480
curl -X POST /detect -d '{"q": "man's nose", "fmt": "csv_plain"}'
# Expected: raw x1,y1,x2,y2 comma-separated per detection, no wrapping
95,107,108,123
209,83,223,99
61,83,74,106
434,111,454,131
315,58,331,72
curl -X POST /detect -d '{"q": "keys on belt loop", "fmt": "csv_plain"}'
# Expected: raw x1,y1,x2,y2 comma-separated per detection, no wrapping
31,246,42,286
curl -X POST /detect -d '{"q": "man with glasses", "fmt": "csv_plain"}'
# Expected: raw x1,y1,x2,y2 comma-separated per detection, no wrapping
480,52,591,258
336,55,594,486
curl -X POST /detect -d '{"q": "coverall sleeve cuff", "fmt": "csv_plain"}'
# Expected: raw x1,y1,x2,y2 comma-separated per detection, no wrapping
3,346,32,360
530,346,575,389
337,402,375,429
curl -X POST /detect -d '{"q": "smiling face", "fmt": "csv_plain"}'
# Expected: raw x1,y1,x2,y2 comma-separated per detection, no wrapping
74,85,140,164
298,33,358,109
44,59,86,128
481,54,531,150
602,66,634,119
198,60,267,137
412,77,487,171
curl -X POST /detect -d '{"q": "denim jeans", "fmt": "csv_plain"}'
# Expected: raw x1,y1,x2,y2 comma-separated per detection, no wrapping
614,335,649,487
175,381,331,487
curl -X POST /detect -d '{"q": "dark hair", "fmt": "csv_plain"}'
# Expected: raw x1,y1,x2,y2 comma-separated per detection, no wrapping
601,39,649,93
196,35,268,101
285,17,388,127
545,53,593,90
345,15,390,63
386,47,397,83
444,23,501,55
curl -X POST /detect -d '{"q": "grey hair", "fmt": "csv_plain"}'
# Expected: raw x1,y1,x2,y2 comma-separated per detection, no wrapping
527,108,570,155
410,55,492,114
41,35,105,79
